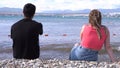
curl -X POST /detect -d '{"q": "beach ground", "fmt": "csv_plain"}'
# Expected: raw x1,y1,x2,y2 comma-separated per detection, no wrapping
0,58,120,68
0,42,120,62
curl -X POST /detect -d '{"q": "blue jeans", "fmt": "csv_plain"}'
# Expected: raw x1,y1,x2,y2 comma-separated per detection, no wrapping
69,45,98,61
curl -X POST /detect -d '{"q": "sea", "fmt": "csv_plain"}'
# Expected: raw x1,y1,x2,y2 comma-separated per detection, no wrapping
0,13,120,61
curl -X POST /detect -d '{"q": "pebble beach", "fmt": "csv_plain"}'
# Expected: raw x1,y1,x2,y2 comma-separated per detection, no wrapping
0,58,120,68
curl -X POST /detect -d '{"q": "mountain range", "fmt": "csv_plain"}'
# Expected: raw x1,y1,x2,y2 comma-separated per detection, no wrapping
0,7,120,14
0,7,22,14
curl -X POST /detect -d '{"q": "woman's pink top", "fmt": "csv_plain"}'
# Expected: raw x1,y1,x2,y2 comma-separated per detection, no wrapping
81,25,107,50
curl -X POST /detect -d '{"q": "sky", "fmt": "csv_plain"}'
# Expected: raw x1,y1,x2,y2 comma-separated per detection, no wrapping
0,0,120,12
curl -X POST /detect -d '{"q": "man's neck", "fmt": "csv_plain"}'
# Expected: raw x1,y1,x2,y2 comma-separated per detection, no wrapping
24,17,32,19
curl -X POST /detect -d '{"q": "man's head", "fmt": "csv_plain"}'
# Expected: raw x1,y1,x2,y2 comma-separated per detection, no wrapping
23,3,36,18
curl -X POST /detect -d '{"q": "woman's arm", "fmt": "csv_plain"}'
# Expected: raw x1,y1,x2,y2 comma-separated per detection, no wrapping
80,25,85,40
104,26,116,62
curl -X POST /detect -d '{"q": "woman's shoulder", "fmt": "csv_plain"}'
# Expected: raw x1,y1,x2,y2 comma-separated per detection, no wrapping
101,25,107,28
81,24,87,30
81,24,92,32
101,25,109,30
101,25,109,35
82,24,90,27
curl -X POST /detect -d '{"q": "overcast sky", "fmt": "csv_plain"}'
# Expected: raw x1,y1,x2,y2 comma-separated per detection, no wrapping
0,0,120,12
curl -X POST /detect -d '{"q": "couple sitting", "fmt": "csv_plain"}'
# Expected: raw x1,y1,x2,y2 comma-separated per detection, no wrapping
11,3,116,62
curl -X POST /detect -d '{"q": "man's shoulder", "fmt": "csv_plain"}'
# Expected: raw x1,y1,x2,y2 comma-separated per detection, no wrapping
16,19,25,23
12,19,23,27
32,20,42,25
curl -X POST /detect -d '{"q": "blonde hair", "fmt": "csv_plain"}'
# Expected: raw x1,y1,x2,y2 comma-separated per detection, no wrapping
89,9,102,39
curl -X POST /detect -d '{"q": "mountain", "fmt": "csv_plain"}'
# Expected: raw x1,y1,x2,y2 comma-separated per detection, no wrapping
99,8,120,13
42,9,91,14
42,9,120,14
0,7,22,14
0,7,120,14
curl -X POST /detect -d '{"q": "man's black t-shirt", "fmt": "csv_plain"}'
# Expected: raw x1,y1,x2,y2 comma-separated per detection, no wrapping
11,19,43,59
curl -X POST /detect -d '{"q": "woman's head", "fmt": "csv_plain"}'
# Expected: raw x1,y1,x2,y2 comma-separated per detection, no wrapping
89,9,102,39
89,9,101,28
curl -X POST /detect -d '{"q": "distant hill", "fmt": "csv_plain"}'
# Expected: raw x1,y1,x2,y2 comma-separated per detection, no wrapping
0,7,120,14
42,9,90,14
99,8,120,13
0,7,22,14
42,9,120,14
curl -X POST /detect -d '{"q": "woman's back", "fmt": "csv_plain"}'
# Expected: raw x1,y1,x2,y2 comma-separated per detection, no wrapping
81,24,107,50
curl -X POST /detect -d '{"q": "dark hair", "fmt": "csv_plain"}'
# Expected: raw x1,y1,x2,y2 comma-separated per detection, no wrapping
89,9,102,39
23,3,36,18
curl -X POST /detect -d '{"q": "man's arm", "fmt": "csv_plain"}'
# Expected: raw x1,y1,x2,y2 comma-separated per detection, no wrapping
38,23,43,35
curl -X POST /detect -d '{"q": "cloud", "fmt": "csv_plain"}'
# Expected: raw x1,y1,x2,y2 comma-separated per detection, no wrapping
0,0,120,12
0,0,31,8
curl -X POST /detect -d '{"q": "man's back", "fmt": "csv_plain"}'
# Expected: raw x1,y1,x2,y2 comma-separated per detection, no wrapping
11,19,43,59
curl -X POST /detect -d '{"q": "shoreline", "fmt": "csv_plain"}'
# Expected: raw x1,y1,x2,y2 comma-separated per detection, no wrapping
0,43,120,67
0,43,120,62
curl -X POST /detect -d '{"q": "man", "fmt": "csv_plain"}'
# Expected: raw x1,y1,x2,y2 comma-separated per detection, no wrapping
11,3,43,59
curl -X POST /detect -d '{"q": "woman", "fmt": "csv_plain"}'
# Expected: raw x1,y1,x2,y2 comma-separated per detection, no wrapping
69,9,116,62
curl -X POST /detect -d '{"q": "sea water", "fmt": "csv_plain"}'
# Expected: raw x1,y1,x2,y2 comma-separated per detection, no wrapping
0,14,120,47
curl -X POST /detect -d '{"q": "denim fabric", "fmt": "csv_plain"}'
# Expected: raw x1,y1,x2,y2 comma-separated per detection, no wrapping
69,45,98,61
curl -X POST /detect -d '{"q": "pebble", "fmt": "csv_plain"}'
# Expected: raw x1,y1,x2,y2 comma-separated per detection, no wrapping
0,58,120,68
